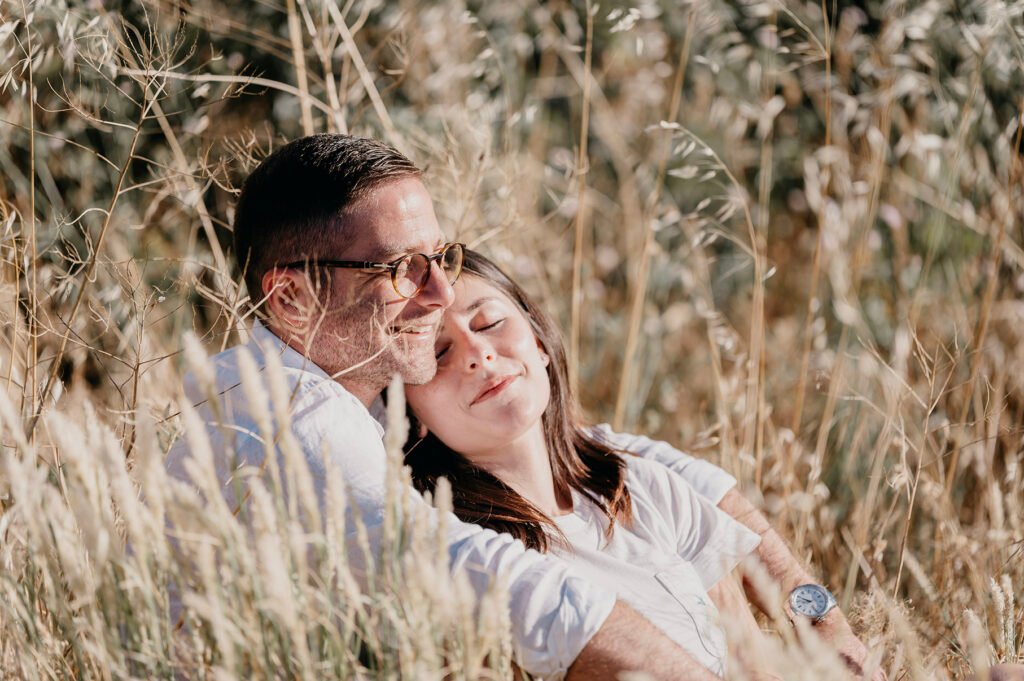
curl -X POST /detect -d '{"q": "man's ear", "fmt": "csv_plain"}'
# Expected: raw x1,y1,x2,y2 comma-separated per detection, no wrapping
262,267,321,334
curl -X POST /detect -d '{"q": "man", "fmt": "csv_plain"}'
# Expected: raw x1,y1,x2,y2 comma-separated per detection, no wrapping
169,133,876,679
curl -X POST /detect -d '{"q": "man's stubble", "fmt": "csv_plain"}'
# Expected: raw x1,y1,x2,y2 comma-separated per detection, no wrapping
306,294,438,395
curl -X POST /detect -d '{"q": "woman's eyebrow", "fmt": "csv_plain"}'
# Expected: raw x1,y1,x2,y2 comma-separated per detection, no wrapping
464,296,501,313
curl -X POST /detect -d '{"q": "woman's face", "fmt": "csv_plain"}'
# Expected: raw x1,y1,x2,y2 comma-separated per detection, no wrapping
404,275,552,458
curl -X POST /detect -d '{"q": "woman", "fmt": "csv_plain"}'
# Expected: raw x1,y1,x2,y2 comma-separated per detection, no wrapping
403,249,763,676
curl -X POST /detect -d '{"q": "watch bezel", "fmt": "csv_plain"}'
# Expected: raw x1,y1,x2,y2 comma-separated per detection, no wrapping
788,583,837,622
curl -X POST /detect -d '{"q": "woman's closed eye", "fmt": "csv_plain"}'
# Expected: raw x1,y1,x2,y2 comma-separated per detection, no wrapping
476,318,505,332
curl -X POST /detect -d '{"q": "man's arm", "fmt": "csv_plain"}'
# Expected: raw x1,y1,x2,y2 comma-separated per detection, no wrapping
187,352,718,679
707,571,782,681
966,664,1024,681
717,489,885,681
567,602,722,681
602,425,884,680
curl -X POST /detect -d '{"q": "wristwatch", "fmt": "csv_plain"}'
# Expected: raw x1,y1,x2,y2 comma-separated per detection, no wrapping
788,584,837,623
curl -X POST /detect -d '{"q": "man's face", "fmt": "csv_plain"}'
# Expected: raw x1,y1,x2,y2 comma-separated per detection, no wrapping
305,177,455,401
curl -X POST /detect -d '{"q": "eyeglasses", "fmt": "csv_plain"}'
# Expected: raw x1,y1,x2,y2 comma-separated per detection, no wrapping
282,242,465,299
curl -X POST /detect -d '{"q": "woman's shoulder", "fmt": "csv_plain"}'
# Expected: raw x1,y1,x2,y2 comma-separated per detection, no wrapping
586,424,700,471
586,423,662,454
587,425,698,492
621,452,670,479
586,424,737,505
621,454,703,513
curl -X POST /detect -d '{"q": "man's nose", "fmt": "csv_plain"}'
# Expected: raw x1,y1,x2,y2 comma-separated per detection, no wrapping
415,260,456,309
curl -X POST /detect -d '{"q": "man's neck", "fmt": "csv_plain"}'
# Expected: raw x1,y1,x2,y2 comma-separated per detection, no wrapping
338,379,382,407
260,321,383,408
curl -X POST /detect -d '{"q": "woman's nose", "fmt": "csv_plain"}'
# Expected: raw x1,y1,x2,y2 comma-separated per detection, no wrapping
464,341,494,372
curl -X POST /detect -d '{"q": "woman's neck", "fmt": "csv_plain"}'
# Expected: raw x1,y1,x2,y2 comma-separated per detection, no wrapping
466,424,573,517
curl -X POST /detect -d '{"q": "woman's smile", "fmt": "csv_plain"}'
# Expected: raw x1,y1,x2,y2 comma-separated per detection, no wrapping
472,373,520,406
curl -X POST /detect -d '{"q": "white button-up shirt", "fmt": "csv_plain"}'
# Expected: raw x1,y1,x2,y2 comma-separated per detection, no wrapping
166,321,739,676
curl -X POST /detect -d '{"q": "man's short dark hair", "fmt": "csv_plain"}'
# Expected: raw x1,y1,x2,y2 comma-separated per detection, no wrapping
233,133,422,307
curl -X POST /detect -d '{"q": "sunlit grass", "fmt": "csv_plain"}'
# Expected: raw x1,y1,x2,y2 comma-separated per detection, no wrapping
1,0,1021,677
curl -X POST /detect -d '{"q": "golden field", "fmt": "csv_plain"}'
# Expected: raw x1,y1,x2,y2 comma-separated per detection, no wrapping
0,0,1021,677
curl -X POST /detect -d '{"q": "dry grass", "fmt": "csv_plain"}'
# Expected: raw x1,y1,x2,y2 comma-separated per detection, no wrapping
1,0,1022,678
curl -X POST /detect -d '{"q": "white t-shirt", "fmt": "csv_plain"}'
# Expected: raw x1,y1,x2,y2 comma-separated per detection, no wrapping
550,456,760,676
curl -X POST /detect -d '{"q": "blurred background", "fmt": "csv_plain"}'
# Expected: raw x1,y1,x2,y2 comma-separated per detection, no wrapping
2,0,1022,675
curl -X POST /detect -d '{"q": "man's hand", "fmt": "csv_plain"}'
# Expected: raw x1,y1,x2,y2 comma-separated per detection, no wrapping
809,609,885,681
716,488,887,681
965,664,1024,681
567,601,722,681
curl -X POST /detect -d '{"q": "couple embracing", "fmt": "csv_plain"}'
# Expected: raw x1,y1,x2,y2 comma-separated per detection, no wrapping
169,134,881,680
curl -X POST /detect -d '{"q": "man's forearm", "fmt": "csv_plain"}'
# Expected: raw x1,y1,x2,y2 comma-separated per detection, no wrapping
709,571,784,681
566,601,721,681
717,488,885,681
717,488,827,608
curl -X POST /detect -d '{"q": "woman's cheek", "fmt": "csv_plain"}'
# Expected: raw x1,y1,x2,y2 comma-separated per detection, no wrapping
429,378,463,430
437,374,460,407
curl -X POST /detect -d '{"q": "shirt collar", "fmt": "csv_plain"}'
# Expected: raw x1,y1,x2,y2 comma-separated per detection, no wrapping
248,319,386,438
249,319,329,379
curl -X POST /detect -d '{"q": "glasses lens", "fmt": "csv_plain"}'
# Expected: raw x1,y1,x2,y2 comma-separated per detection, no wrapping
441,243,464,284
395,253,429,298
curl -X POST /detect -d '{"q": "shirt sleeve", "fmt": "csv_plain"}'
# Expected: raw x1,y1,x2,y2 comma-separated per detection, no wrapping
443,519,617,677
296,387,617,678
590,424,737,504
625,458,760,591
175,344,617,679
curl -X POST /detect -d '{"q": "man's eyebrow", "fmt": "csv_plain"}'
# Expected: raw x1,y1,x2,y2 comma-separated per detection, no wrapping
375,239,447,261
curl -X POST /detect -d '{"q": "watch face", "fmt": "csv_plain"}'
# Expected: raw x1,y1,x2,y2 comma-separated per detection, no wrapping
790,584,831,618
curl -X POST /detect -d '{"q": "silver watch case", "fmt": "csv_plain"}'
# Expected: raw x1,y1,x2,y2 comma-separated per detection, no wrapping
788,583,837,623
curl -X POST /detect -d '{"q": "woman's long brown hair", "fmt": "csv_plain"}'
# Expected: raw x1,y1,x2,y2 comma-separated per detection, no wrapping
404,249,632,552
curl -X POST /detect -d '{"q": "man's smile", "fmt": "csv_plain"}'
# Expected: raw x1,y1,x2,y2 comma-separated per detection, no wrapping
390,317,441,340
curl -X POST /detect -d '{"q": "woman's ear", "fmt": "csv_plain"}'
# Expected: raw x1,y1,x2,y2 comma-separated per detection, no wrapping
535,337,550,366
